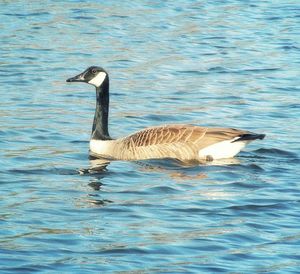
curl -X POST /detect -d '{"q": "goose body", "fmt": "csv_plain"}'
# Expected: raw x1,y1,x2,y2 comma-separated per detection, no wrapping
67,66,265,162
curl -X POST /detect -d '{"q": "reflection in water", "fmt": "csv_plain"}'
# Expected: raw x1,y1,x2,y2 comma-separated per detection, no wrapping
82,156,240,177
79,156,246,208
85,193,113,206
88,179,103,191
204,158,241,166
78,158,110,175
83,155,243,187
169,172,207,181
76,158,112,206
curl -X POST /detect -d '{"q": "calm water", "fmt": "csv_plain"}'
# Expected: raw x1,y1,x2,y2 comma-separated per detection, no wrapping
1,1,300,273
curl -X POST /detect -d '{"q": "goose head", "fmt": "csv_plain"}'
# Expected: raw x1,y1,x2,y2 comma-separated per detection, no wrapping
66,66,108,88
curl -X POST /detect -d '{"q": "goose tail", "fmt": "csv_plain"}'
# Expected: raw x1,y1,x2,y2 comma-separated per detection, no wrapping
232,133,266,143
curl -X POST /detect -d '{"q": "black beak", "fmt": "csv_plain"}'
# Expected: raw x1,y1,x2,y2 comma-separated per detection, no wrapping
66,72,86,83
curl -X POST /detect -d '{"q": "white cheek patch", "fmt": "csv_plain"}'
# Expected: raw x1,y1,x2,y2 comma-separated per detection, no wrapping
88,72,107,87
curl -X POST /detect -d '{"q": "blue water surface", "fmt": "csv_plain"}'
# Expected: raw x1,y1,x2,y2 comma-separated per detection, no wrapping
1,0,300,273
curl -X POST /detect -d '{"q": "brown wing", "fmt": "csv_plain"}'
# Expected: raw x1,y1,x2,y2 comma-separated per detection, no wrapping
124,124,207,147
111,125,204,161
112,125,250,161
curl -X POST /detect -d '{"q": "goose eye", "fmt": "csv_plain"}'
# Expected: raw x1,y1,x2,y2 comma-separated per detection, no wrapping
91,69,97,74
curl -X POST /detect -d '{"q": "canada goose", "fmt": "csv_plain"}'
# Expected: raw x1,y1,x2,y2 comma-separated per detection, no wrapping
66,66,265,162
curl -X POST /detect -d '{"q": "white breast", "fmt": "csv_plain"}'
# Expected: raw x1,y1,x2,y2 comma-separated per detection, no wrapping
198,138,248,160
89,139,114,157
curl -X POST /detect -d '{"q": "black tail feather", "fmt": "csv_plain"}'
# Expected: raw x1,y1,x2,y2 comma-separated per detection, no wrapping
232,133,266,143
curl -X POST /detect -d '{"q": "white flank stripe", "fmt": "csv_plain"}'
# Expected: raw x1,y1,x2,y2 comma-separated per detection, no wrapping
88,72,107,87
198,138,247,160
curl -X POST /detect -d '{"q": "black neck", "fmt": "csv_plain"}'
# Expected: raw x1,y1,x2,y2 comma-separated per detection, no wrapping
91,77,112,140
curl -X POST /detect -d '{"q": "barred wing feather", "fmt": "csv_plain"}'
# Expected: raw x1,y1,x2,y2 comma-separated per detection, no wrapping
113,125,249,161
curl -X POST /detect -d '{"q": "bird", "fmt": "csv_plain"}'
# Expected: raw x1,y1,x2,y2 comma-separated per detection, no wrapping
66,66,265,162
